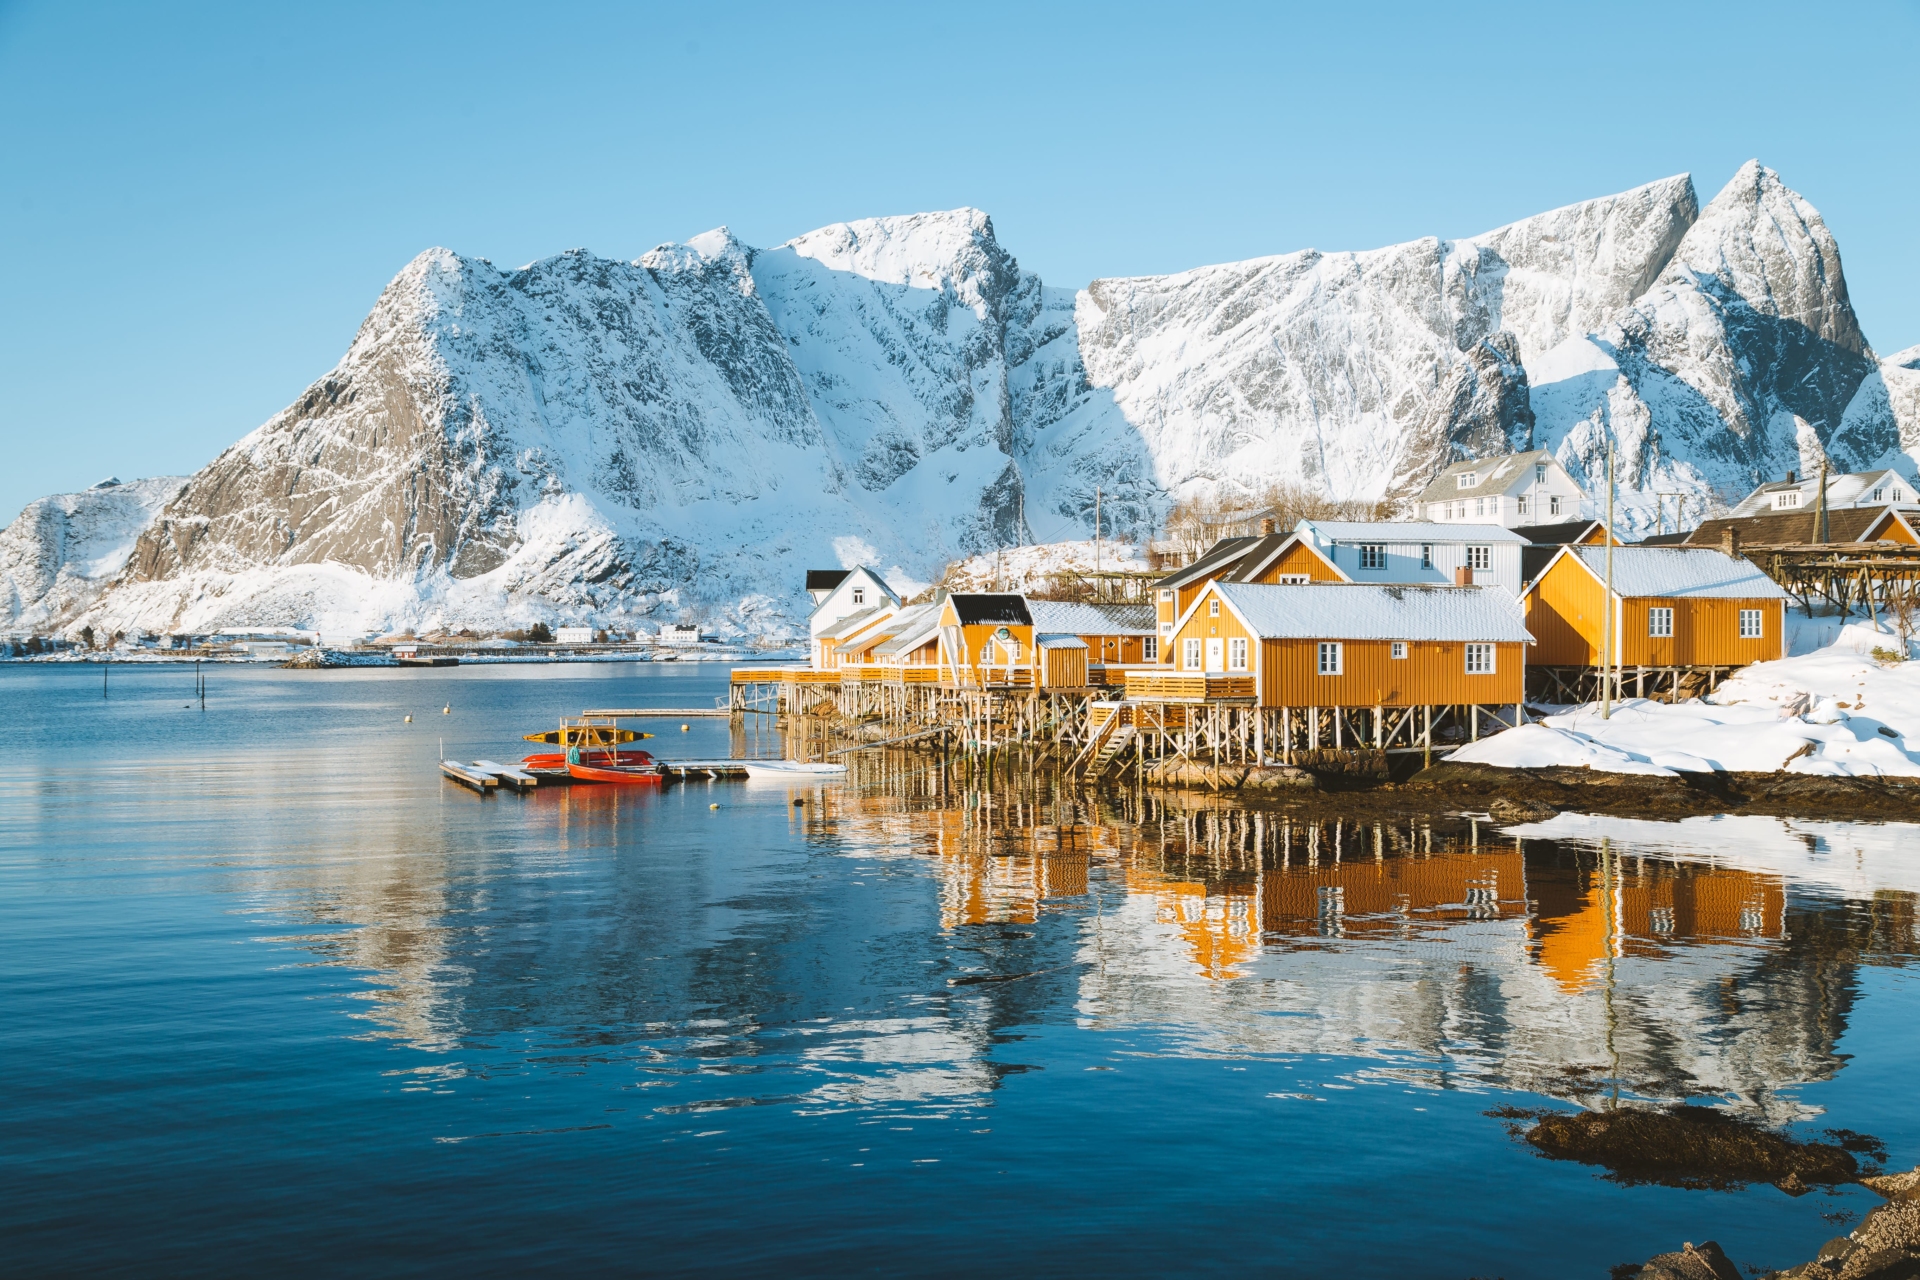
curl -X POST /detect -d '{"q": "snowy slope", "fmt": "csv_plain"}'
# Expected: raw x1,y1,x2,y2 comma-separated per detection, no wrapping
11,162,1901,637
1,477,185,630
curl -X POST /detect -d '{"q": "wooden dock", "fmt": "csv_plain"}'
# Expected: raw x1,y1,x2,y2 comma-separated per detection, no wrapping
654,759,751,779
582,707,734,718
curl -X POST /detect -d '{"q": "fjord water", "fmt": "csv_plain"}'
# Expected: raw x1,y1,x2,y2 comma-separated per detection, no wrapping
3,664,1917,1278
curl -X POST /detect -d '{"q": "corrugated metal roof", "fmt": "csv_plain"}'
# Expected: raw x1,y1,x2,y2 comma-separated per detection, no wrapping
948,593,1033,626
1686,506,1895,548
1036,633,1088,649
870,604,941,656
1213,582,1533,642
1299,520,1528,544
1026,600,1156,633
1567,546,1788,599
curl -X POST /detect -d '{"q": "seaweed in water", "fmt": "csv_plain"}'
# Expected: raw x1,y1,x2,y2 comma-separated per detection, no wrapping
1488,1105,1866,1194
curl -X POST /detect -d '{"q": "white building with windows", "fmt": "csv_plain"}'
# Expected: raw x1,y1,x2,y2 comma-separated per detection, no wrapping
1413,450,1589,528
1728,467,1919,517
805,565,901,668
1293,520,1529,595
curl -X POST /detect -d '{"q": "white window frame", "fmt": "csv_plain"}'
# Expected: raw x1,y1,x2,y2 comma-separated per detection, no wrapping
1474,498,1486,517
1536,463,1547,483
1317,642,1342,676
1872,487,1884,502
1549,495,1561,516
1464,643,1495,674
1466,545,1491,571
1359,544,1385,570
1390,641,1408,660
1277,574,1310,585
851,588,865,605
1228,637,1248,671
1648,607,1674,638
1208,598,1220,617
1142,635,1158,662
1457,473,1476,490
1739,609,1763,639
1516,496,1527,515
1775,491,1801,509
1183,638,1202,670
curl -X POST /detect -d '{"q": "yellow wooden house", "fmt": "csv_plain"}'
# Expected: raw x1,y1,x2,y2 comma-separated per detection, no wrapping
1154,532,1347,662
1525,545,1788,671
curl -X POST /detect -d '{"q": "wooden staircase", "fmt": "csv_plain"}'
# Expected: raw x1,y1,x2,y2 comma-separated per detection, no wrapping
1085,723,1136,777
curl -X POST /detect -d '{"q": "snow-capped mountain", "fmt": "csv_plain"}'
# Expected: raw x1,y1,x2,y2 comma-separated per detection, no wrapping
7,161,1908,638
0,476,185,631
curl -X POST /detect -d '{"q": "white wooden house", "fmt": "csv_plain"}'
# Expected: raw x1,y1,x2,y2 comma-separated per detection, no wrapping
1294,520,1530,595
807,566,900,668
1729,468,1919,517
1413,449,1589,528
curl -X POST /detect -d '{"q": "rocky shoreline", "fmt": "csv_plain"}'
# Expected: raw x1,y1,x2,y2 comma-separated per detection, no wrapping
1625,1169,1919,1278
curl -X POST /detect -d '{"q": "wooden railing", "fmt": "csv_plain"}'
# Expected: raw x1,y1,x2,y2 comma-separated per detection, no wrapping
1123,671,1256,702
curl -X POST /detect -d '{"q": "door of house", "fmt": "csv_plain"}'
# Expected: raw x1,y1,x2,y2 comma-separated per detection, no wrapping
1205,638,1224,672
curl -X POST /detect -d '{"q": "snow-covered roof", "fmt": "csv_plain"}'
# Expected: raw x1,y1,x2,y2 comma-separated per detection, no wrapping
1412,450,1568,505
1212,582,1533,642
1026,600,1156,634
1156,536,1261,590
1565,546,1788,599
1297,519,1528,544
817,604,888,638
870,604,942,656
1036,632,1088,649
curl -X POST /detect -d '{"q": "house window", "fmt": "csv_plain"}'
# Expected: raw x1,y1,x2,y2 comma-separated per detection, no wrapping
1318,642,1342,675
1465,643,1495,674
1359,544,1385,570
1466,545,1491,570
1228,637,1248,671
1774,491,1801,509
1897,488,1907,501
1159,621,1172,635
1391,641,1408,660
1739,609,1764,639
1277,574,1310,584
1142,635,1158,662
1420,544,1432,569
1873,487,1884,502
1183,638,1202,670
1475,498,1486,517
1649,607,1673,638
1549,495,1561,516
1458,473,1476,489
1159,589,1173,602
1536,463,1547,483
1517,496,1528,515
1208,598,1220,617
851,588,865,604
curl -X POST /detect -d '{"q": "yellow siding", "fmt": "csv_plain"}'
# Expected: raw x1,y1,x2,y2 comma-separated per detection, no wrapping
1040,646,1088,688
1259,638,1525,707
1248,541,1343,583
1863,511,1919,545
1525,553,1606,666
1526,556,1786,666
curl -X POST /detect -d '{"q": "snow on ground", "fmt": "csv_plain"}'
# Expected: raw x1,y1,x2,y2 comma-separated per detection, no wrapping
1452,621,1920,777
935,539,1149,593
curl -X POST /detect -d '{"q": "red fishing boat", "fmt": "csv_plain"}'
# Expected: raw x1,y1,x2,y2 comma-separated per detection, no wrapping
564,755,665,785
521,715,664,785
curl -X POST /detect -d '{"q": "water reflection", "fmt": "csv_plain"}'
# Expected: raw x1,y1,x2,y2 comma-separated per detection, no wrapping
254,753,1919,1129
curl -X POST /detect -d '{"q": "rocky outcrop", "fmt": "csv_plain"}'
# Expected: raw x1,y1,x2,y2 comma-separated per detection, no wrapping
0,476,184,631
1618,1169,1920,1280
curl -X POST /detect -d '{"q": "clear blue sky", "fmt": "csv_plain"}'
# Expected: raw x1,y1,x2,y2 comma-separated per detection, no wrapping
3,0,1916,523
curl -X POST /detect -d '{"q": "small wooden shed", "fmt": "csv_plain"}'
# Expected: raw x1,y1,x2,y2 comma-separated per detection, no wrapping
1525,545,1789,671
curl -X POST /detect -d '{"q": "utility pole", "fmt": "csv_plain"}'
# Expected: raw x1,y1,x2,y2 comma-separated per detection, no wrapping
1602,442,1615,720
1816,461,1830,544
1094,486,1102,574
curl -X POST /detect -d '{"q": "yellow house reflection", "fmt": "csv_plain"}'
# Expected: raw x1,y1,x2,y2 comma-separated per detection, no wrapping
1533,860,1786,992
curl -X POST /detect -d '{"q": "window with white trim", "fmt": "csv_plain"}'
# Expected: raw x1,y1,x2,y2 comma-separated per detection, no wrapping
1228,637,1248,671
1183,638,1202,670
1475,498,1486,517
1774,491,1801,509
1390,641,1408,660
1359,544,1385,570
1457,473,1477,490
1465,643,1495,674
1158,588,1173,602
1873,487,1885,502
1277,574,1310,584
1549,495,1561,516
1536,463,1547,483
1159,621,1172,635
1739,609,1764,639
1649,607,1674,638
1516,496,1528,515
851,588,865,604
1208,598,1220,617
1420,544,1432,569
1317,642,1342,675
1142,635,1158,662
1466,545,1491,570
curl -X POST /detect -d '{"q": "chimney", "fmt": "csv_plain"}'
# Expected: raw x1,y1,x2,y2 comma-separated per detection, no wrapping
1721,526,1741,559
1453,566,1473,586
1785,470,1796,485
1258,516,1276,537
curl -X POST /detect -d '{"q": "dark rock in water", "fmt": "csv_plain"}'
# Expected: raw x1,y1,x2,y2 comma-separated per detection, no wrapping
1863,1168,1920,1202
1489,796,1557,823
1637,1240,1742,1280
1523,1106,1860,1192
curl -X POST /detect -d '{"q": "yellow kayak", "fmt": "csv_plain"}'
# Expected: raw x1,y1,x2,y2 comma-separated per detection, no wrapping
522,727,652,745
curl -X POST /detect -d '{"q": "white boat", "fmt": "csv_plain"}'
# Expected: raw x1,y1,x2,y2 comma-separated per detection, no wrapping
739,760,848,778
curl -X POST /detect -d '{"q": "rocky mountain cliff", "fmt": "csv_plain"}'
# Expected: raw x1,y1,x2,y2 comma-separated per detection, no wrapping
7,161,1911,638
0,476,185,631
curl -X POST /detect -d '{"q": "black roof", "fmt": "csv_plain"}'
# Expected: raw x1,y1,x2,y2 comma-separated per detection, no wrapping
1157,537,1260,590
1634,532,1692,546
948,593,1033,626
1512,519,1604,546
1219,533,1303,583
805,569,853,592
